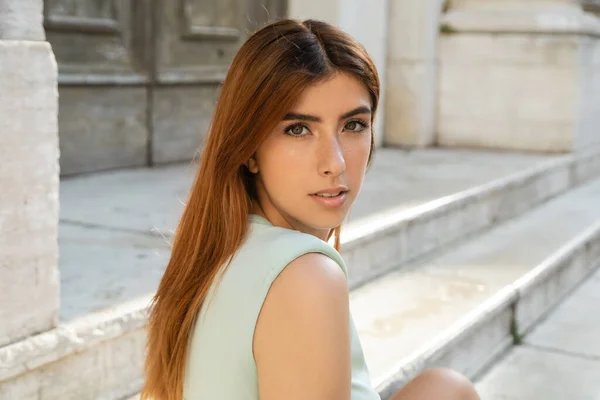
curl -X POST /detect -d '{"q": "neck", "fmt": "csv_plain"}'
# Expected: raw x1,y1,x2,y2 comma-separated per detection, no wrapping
251,203,332,242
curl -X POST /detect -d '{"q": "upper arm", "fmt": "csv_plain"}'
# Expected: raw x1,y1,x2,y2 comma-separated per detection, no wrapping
253,252,351,400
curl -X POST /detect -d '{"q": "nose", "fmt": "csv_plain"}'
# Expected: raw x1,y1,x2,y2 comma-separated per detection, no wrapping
318,134,346,177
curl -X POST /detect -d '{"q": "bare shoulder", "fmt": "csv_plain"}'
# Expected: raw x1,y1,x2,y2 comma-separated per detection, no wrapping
278,251,348,294
253,252,351,400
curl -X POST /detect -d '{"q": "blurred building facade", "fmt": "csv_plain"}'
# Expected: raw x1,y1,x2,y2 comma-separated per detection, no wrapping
46,0,600,177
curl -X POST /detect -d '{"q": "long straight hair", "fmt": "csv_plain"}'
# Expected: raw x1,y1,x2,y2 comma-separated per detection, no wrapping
142,18,380,400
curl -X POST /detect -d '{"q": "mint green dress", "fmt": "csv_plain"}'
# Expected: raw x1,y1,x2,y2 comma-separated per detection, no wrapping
183,214,380,399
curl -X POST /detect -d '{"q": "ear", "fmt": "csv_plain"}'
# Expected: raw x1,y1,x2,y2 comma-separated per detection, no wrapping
247,156,259,174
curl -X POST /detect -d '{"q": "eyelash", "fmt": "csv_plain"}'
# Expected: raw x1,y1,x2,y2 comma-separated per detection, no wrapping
283,119,370,138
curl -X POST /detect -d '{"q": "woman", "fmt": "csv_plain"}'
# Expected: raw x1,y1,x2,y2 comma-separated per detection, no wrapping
142,18,481,400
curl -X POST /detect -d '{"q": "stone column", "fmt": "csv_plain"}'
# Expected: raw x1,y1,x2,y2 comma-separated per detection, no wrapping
0,0,60,347
385,0,445,147
287,0,390,148
438,0,600,152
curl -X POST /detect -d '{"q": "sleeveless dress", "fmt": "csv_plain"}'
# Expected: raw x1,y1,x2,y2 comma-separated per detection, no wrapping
183,214,381,399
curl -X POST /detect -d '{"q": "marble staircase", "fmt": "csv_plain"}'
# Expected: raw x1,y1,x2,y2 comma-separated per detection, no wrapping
2,146,600,399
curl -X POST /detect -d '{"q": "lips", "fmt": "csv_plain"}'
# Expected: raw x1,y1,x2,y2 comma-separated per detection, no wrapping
311,186,348,197
310,187,349,208
314,191,344,198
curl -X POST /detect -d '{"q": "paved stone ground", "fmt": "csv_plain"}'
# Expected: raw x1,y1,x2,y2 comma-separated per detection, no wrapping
58,147,557,321
475,268,600,400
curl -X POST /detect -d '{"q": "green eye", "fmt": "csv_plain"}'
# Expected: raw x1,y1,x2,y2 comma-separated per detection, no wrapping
291,125,305,135
284,124,309,137
345,120,368,132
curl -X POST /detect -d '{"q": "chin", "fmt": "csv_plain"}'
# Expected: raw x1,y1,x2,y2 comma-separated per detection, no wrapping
308,209,349,230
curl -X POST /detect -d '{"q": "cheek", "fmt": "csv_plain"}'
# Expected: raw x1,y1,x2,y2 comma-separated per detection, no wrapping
344,136,371,177
257,140,308,188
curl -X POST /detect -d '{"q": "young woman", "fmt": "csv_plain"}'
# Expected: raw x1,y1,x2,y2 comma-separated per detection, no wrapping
141,18,481,400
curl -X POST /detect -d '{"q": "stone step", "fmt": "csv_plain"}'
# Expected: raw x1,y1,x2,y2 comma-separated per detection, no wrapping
341,146,600,288
2,148,600,399
352,176,600,398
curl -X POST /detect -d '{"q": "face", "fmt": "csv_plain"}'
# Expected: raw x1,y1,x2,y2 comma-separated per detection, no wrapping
248,72,372,241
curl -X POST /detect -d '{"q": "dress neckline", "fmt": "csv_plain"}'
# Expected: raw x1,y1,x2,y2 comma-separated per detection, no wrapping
249,214,271,226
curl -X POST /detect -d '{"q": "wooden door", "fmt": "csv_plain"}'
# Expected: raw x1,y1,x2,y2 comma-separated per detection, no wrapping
45,0,286,175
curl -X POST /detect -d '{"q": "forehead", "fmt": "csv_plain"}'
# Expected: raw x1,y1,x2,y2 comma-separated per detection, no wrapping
290,72,371,114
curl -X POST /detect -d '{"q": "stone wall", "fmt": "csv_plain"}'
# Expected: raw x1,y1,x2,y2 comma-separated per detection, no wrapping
0,0,60,347
438,0,600,153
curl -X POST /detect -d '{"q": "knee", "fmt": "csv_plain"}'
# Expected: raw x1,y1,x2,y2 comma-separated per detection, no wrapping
413,368,480,400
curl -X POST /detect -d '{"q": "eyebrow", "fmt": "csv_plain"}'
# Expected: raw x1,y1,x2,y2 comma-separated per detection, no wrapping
282,106,371,122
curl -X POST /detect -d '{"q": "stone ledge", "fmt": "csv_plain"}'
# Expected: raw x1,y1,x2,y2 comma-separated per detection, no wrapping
0,295,151,383
0,329,145,400
441,9,600,37
515,221,600,334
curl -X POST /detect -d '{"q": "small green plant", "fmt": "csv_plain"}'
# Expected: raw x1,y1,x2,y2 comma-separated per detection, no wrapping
440,23,458,34
510,317,523,345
